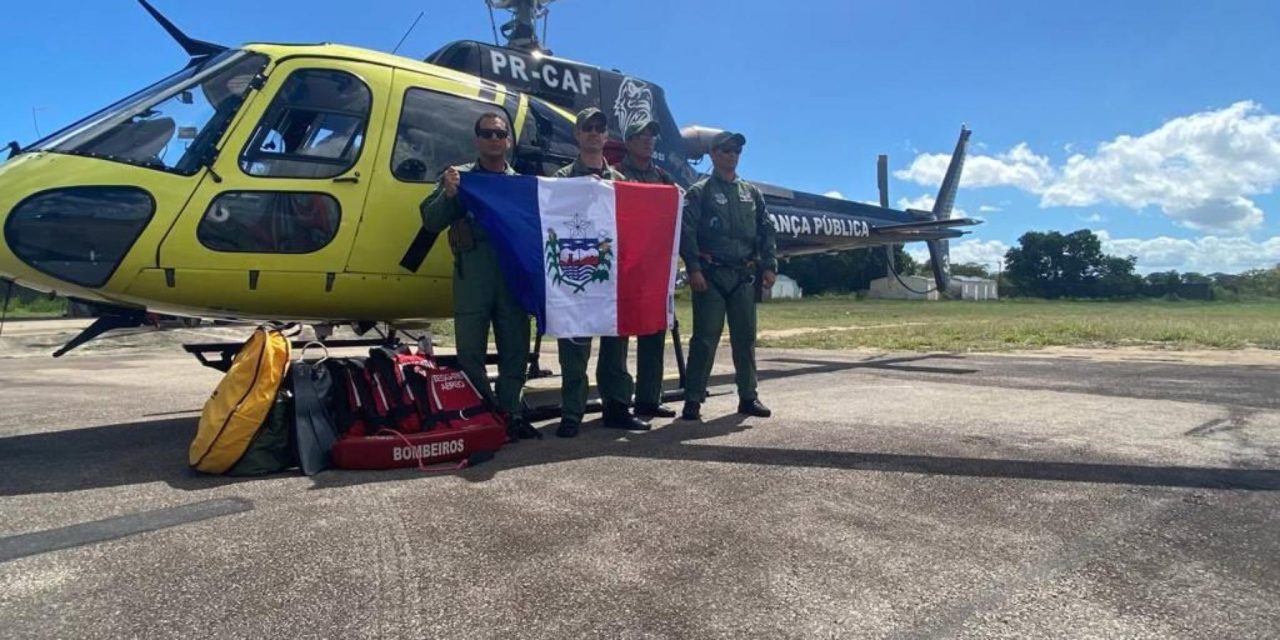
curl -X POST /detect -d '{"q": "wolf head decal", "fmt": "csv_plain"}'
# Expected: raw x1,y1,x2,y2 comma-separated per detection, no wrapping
613,77,655,134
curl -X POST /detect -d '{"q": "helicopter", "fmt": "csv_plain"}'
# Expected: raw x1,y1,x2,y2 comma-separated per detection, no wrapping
0,0,977,366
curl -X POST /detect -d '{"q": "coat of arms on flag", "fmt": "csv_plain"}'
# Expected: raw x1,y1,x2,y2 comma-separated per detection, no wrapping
546,213,613,293
458,173,682,338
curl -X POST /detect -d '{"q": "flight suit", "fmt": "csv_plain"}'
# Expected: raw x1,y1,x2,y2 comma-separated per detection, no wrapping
552,159,632,425
679,173,778,404
614,155,676,411
420,160,530,419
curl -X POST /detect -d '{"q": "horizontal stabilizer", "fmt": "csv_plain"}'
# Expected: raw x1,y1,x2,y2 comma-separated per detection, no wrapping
875,217,982,233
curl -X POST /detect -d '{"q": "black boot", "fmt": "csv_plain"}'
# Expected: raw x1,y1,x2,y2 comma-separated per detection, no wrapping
680,401,702,421
555,420,581,438
506,417,542,442
737,398,772,418
634,402,677,419
602,400,651,431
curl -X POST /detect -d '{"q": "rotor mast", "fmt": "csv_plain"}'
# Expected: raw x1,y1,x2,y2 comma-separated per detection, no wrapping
488,0,556,52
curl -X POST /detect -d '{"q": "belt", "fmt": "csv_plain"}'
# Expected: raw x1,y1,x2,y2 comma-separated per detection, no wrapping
699,253,756,271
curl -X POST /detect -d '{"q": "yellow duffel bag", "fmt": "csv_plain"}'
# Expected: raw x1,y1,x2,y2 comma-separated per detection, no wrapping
189,325,294,474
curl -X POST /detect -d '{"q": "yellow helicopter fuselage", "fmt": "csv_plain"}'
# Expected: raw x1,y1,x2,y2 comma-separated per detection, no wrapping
0,43,565,322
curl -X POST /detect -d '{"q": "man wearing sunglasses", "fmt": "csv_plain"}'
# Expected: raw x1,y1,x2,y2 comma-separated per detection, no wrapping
611,118,678,420
421,112,541,442
678,131,778,421
550,107,650,438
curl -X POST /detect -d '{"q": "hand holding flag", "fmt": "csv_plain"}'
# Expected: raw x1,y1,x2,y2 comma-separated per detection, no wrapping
459,173,682,338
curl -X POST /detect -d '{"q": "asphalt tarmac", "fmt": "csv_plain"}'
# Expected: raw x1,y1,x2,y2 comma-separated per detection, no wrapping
1,323,1277,639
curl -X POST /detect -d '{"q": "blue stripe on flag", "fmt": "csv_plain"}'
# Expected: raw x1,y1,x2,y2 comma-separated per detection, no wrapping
458,173,547,333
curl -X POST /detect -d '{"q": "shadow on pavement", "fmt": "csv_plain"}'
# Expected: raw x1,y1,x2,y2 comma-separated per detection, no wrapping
4,410,1277,497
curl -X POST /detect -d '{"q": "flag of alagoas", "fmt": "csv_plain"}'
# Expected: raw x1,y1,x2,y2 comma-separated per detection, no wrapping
458,173,682,338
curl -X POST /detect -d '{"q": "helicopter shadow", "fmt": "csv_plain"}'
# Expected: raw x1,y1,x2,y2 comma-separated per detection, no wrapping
3,353,1277,496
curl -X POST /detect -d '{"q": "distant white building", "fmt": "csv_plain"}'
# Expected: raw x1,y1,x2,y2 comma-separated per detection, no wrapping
766,274,803,300
948,275,999,300
867,275,939,300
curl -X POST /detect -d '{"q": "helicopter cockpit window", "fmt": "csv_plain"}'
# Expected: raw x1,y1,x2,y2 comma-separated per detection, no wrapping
197,191,340,254
34,50,269,176
391,88,510,183
239,69,372,179
516,97,579,175
4,187,155,288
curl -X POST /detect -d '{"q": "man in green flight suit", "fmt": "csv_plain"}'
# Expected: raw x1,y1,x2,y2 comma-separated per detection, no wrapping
551,107,651,438
612,118,678,419
679,130,778,421
420,112,541,441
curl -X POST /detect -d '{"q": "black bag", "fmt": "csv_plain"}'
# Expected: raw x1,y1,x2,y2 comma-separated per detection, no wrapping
226,388,296,476
290,361,339,476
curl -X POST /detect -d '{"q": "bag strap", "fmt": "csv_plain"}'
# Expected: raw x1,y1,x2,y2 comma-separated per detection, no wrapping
263,321,303,338
297,341,330,365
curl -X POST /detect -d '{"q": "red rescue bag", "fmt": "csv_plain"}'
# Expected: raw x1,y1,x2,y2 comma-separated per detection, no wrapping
331,352,507,470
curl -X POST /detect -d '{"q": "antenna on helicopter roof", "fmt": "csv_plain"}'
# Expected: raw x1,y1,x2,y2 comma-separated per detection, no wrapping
137,0,226,60
486,0,557,52
391,10,426,55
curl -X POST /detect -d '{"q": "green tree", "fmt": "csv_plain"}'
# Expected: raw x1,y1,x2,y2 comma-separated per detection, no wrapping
1004,229,1139,298
1096,255,1142,298
1236,266,1280,298
950,262,993,279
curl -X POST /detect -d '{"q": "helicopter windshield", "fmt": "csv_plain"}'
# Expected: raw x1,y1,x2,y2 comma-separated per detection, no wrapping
32,50,269,175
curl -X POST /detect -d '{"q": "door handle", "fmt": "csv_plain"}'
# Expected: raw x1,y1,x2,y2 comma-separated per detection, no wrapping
333,172,360,184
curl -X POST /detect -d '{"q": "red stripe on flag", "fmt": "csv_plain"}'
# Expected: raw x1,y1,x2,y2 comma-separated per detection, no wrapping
614,182,680,336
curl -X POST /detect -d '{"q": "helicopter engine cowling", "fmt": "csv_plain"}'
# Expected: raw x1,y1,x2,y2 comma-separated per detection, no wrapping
680,125,728,162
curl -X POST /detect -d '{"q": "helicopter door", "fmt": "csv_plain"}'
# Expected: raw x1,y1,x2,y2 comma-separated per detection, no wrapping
346,74,520,283
148,59,391,318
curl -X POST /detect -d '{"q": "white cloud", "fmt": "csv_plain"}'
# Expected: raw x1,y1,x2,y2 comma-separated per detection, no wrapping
1096,230,1280,273
823,190,845,200
951,239,1011,268
906,239,1010,270
896,194,968,219
1079,212,1105,223
895,142,1054,192
978,204,1002,213
895,101,1280,233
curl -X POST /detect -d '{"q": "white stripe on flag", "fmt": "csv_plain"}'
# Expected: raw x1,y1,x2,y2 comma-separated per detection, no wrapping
538,177,620,338
668,185,686,329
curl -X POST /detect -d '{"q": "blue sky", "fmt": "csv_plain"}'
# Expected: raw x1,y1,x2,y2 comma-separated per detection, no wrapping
3,0,1278,274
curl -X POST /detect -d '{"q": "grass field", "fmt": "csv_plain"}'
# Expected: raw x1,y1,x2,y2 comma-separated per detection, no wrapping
742,297,1280,351
415,297,1278,352
2,296,67,319
5,294,1276,352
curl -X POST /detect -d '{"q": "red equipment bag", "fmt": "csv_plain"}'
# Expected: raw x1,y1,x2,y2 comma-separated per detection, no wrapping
332,352,507,470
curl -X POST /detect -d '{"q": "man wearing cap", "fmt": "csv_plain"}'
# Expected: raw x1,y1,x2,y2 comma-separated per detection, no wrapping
678,130,778,421
420,112,541,442
550,107,650,438
613,118,678,419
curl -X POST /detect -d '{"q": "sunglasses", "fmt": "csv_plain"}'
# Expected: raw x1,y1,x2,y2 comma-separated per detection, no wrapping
578,123,607,134
715,146,742,155
476,128,509,140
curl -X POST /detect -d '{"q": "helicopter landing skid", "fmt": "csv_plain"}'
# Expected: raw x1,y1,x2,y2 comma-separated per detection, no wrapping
183,337,397,373
183,337,523,374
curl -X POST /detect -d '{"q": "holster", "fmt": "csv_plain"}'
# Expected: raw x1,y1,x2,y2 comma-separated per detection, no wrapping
448,218,477,253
